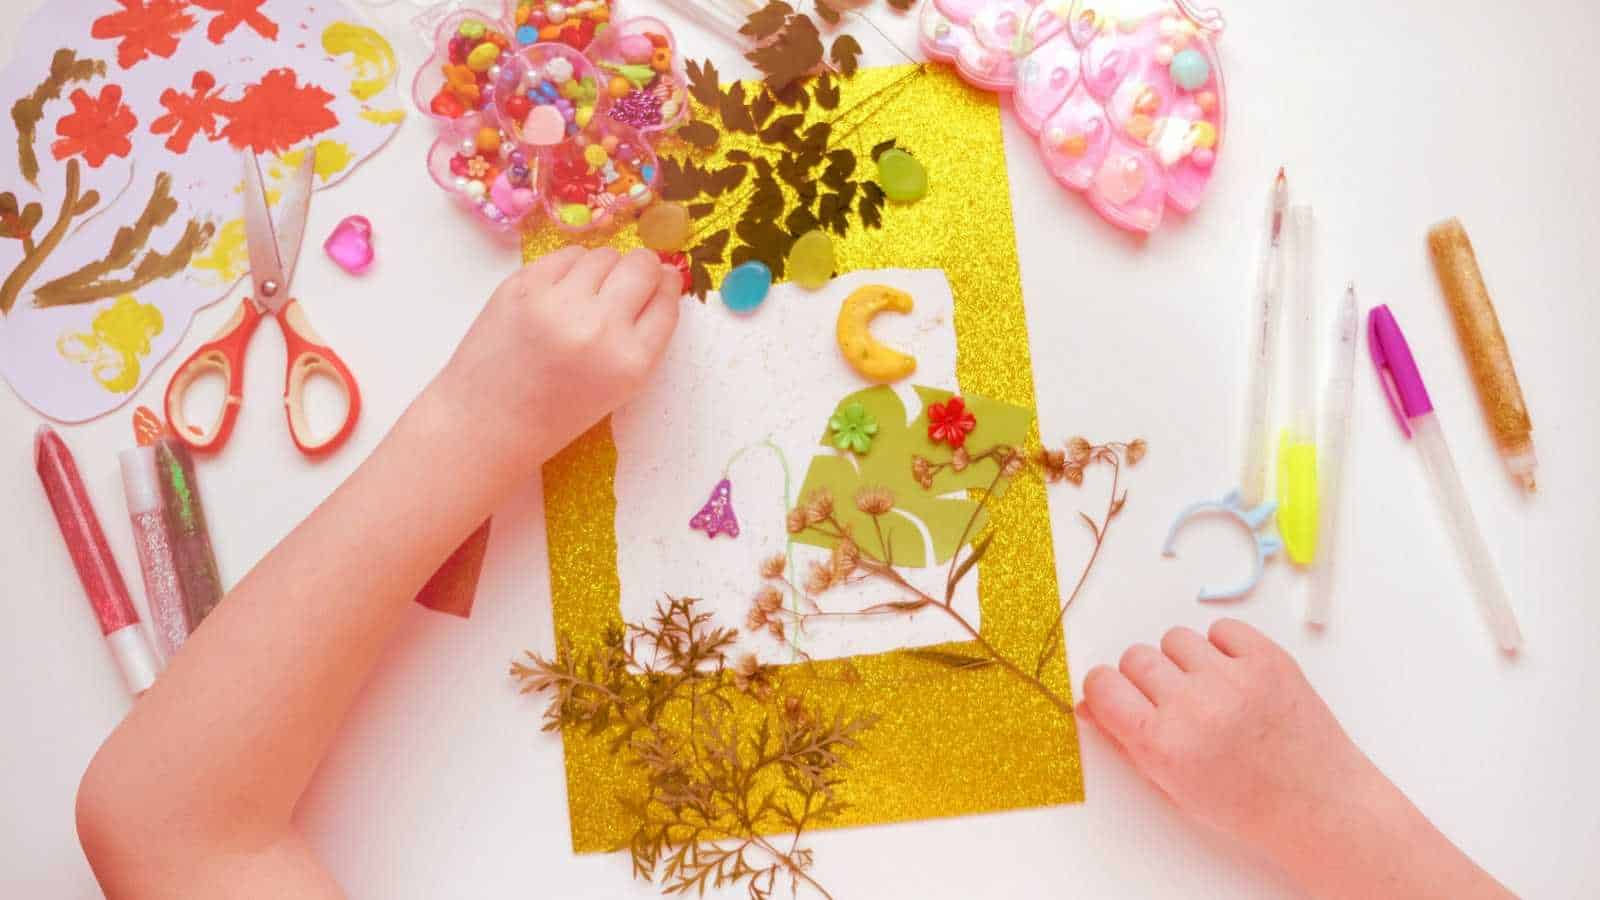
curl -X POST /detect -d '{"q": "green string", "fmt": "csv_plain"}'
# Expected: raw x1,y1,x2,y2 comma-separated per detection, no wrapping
722,438,803,662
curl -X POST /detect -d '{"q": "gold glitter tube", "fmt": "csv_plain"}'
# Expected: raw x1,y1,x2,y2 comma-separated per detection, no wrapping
1427,218,1537,491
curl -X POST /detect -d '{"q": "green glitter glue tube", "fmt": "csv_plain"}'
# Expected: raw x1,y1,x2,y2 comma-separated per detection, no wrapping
153,439,224,630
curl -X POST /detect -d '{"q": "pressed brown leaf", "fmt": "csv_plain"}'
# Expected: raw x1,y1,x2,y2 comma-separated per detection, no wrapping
710,163,748,194
687,202,716,219
676,120,719,148
870,138,898,161
690,228,730,265
689,261,712,299
724,149,754,164
813,72,841,109
719,82,755,133
771,79,811,110
820,149,855,189
859,181,885,228
746,15,823,92
815,1,841,24
759,112,804,148
739,1,794,40
784,204,820,238
886,0,916,10
829,34,863,77
749,88,777,128
685,59,722,108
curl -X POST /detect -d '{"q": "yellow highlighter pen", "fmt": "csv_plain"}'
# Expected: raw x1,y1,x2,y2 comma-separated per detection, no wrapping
1277,205,1319,565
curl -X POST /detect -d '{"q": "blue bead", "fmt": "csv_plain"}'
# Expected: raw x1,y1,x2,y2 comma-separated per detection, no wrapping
538,83,559,99
1169,49,1211,92
640,164,656,181
516,25,538,45
720,261,772,313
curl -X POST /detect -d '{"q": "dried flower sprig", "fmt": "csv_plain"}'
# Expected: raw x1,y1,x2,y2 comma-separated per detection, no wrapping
512,596,875,899
754,438,1149,718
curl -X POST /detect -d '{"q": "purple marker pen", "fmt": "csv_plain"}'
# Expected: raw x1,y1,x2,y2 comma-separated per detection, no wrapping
1368,305,1523,652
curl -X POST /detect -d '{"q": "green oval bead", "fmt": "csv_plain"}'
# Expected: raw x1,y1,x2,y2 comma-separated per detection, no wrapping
1170,49,1211,91
787,229,834,290
558,203,592,228
876,149,927,202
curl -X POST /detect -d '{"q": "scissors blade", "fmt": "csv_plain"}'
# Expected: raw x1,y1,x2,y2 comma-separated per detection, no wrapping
273,151,315,296
241,153,287,313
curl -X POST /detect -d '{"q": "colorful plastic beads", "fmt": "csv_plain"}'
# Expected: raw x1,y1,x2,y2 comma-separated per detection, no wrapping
446,127,539,226
594,25,685,132
514,0,613,50
429,19,510,118
499,51,600,145
546,126,656,231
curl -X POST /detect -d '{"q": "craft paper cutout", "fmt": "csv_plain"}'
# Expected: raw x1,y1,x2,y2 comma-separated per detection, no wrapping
416,518,492,618
0,0,405,422
796,385,1032,569
688,477,740,538
539,66,1084,854
919,0,1226,232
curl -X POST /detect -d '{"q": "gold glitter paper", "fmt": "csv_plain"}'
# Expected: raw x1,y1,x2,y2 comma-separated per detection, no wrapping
534,65,1081,853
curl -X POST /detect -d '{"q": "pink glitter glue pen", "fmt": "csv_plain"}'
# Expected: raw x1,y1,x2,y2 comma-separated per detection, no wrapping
35,426,161,695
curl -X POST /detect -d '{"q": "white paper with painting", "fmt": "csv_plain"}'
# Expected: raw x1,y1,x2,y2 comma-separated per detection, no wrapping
0,0,405,422
612,269,994,664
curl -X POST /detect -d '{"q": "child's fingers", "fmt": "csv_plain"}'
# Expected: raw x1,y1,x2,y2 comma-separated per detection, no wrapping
1208,617,1273,658
520,245,586,285
600,249,668,319
558,246,622,297
1081,664,1155,746
1160,626,1222,672
1119,643,1184,704
632,266,682,356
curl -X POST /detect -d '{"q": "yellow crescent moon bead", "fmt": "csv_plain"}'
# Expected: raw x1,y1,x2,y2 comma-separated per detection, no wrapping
836,285,917,383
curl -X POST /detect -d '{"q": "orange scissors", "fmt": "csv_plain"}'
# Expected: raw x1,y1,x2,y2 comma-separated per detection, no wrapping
165,152,360,456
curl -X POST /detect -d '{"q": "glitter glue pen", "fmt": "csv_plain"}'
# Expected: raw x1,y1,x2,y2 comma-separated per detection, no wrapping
153,439,224,630
1277,204,1319,565
1427,218,1538,491
1368,306,1523,652
35,426,161,695
1306,284,1358,626
120,446,191,660
1240,169,1289,507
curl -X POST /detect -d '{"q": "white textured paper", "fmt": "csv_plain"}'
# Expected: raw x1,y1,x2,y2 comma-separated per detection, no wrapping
611,269,980,664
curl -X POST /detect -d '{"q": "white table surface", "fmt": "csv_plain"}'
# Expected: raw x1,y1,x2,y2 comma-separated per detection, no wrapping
4,0,1597,896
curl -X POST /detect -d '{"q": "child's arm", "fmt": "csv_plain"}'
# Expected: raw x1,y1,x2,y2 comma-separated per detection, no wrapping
1077,619,1515,899
74,247,681,898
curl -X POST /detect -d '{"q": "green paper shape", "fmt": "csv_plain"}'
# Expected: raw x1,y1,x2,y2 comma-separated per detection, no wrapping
794,386,1033,568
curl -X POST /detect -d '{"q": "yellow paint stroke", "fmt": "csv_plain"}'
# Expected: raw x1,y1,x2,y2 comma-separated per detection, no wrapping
282,139,354,183
323,22,400,102
57,294,164,394
190,218,249,284
360,108,406,126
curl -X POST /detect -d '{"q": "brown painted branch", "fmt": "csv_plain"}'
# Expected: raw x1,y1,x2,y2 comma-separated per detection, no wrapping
33,218,213,309
0,158,79,315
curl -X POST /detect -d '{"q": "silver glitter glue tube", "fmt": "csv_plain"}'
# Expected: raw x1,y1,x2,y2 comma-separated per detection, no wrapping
153,439,224,631
120,446,191,661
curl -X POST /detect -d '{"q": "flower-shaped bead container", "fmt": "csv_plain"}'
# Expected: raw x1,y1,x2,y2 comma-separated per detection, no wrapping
414,0,681,234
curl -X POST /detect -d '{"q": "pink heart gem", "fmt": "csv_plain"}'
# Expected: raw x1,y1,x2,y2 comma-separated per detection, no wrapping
323,215,375,274
523,105,566,146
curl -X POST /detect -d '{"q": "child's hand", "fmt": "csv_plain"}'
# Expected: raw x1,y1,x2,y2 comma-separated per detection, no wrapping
1078,619,1370,847
426,246,681,483
1078,620,1514,899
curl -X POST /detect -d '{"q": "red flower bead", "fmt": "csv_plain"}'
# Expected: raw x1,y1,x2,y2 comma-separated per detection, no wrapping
927,396,977,449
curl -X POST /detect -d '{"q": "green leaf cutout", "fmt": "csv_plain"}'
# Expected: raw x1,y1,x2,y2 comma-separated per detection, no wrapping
794,385,1032,568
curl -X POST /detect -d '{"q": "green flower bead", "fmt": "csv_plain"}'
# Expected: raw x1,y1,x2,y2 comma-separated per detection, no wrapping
829,401,878,455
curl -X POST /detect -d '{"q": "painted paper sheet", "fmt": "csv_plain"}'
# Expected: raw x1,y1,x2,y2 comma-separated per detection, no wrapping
0,0,405,421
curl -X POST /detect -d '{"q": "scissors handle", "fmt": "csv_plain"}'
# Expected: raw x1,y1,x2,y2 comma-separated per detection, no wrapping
164,299,264,453
279,299,361,457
